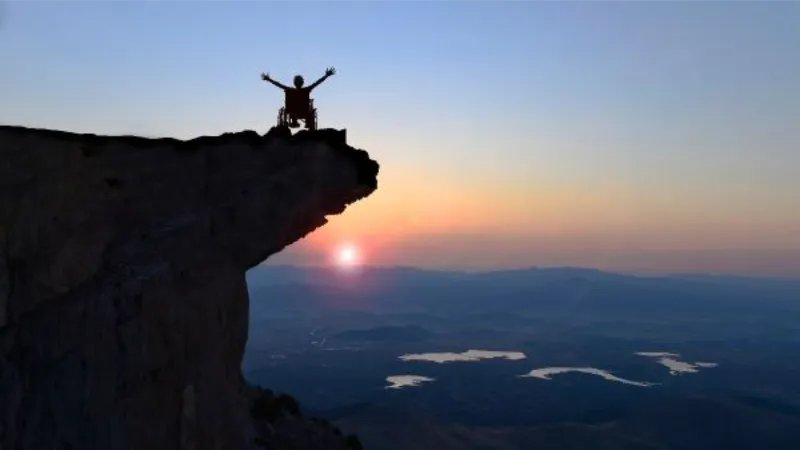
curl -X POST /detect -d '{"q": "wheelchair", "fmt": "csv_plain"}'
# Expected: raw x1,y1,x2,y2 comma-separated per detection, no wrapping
277,98,318,131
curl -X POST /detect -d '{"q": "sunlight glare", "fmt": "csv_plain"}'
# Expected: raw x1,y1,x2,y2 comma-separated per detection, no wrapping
335,243,361,269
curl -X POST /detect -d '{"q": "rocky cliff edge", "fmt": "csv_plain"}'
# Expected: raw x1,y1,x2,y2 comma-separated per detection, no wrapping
0,125,378,450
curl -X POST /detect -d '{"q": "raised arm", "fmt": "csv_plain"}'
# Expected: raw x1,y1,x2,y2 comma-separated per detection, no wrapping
261,73,289,90
308,67,336,91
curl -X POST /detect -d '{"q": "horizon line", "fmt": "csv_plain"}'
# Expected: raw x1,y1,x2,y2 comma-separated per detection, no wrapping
254,263,800,282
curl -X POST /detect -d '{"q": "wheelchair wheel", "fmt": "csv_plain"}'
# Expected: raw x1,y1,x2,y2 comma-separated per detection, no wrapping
277,107,287,127
308,110,318,131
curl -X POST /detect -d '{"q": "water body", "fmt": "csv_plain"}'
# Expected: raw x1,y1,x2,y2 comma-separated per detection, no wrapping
695,362,719,368
399,349,526,364
385,375,435,389
636,352,718,375
519,367,655,387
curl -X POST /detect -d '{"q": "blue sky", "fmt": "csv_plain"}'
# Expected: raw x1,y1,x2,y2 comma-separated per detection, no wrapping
2,1,799,275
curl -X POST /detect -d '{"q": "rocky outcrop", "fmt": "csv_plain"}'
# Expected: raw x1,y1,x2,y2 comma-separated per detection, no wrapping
0,125,379,450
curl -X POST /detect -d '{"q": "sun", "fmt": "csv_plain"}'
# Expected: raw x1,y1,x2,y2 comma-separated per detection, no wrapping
334,243,361,268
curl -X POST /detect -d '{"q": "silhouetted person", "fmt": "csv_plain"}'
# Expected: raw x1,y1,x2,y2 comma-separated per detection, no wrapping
261,67,335,129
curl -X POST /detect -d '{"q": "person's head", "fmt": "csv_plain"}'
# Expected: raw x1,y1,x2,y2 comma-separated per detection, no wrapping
293,75,304,88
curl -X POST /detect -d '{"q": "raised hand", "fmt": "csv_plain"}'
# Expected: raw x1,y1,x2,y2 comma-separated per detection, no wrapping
325,67,336,77
261,72,271,81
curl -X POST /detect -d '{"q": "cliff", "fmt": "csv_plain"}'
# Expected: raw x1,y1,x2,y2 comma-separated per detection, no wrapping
0,125,378,450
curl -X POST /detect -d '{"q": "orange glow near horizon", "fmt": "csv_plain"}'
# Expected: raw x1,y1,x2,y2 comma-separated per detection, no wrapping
273,124,800,277
283,155,800,276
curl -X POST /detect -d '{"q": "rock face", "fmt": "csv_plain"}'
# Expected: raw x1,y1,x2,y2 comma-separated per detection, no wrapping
0,125,379,450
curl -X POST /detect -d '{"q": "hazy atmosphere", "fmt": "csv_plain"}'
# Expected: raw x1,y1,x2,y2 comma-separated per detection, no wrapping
2,1,798,276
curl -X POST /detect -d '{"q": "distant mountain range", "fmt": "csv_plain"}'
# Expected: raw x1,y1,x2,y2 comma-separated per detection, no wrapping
247,265,800,322
248,265,800,290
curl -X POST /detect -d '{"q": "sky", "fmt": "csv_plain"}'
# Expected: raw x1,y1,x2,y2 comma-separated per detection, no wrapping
1,1,799,276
